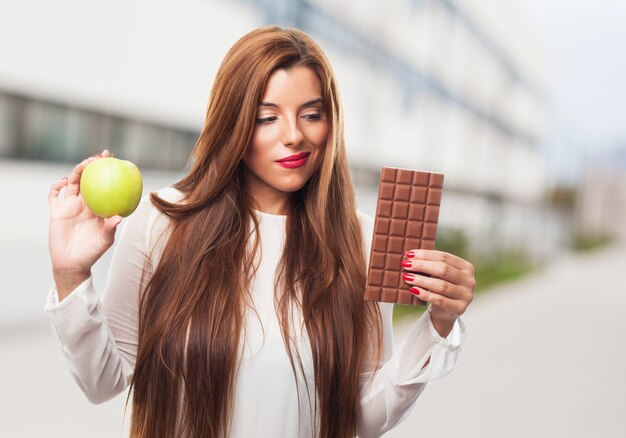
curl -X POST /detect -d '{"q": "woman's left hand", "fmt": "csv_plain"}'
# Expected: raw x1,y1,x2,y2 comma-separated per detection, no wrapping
400,249,475,337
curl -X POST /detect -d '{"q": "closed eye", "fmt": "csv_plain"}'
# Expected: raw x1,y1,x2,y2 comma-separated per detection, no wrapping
255,116,278,124
302,113,322,121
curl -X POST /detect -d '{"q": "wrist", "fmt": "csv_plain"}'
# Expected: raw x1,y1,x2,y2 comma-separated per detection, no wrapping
53,269,91,301
429,307,456,338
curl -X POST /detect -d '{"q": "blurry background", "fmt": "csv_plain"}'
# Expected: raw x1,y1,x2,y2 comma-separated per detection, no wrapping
1,0,624,437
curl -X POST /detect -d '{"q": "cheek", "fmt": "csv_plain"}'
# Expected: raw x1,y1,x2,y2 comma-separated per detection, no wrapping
250,127,277,150
308,123,329,149
247,128,278,165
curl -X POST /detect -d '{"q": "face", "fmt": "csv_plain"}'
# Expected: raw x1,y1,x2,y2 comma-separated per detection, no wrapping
243,65,329,214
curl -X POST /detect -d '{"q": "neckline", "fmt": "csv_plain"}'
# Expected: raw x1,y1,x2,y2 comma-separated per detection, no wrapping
253,209,288,219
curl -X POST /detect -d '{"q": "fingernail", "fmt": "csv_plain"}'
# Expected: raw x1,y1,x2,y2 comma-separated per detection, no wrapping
405,250,415,258
401,260,412,268
402,273,414,282
410,287,420,295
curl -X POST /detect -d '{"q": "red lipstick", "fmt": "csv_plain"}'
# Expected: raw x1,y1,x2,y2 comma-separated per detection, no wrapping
276,152,310,169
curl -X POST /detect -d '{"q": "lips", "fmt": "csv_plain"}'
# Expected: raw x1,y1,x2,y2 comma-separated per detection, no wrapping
275,152,310,169
276,152,310,162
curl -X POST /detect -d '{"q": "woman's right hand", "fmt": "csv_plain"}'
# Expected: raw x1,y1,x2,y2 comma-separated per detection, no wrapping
48,149,124,300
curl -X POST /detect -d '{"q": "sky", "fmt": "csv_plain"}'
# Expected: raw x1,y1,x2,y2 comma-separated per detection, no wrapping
515,0,626,155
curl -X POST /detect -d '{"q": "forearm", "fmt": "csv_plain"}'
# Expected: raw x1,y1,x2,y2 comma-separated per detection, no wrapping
53,269,91,301
45,278,134,403
357,377,428,437
431,316,455,338
358,310,466,436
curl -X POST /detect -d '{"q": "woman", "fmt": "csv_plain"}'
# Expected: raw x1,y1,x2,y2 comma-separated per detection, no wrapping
47,26,475,437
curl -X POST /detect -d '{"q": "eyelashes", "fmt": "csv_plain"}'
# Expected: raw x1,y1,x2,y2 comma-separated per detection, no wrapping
255,116,278,125
255,113,323,125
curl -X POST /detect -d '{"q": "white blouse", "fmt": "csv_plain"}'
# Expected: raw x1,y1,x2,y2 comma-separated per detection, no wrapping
45,186,466,437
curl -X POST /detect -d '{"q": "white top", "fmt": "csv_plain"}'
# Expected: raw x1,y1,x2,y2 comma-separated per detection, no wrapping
45,187,466,438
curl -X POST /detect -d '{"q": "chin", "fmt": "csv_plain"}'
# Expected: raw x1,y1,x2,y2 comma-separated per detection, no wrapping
279,176,313,192
278,184,306,193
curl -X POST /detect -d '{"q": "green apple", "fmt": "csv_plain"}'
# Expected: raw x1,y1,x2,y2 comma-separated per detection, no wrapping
80,157,143,218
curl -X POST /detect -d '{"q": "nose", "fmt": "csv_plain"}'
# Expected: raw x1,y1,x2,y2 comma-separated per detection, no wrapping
281,118,304,147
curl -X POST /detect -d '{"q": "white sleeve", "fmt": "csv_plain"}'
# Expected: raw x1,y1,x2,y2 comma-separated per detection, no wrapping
356,304,466,437
44,193,162,404
355,212,467,437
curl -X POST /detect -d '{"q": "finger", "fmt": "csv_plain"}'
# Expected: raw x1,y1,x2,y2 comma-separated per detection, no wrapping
66,154,101,197
407,286,465,315
401,272,465,299
101,215,123,244
48,177,68,206
401,258,465,285
405,249,473,272
102,149,111,157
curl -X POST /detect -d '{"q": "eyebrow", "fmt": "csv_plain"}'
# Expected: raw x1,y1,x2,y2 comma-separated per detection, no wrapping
258,97,324,109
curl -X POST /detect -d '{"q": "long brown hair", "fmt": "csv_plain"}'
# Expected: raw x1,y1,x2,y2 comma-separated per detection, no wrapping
129,26,382,437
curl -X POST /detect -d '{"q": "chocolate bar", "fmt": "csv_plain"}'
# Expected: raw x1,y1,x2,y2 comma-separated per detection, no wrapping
364,167,444,305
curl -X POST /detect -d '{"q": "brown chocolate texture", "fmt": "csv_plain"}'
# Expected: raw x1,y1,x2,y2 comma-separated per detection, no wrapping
364,167,444,306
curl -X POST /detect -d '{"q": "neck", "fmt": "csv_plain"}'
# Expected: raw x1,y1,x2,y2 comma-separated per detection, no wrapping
247,187,292,215
244,168,292,215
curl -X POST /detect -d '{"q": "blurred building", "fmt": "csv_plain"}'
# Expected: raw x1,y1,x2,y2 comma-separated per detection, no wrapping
576,150,626,241
0,0,552,256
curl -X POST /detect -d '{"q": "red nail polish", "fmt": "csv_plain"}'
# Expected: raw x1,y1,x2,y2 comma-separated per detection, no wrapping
405,250,415,258
401,260,412,268
410,287,420,295
402,273,414,281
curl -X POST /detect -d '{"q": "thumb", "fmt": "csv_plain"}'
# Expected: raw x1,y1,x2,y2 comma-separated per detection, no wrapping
102,215,123,242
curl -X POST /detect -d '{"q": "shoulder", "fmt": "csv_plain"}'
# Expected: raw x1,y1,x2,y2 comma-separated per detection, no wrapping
147,185,184,234
151,186,185,204
127,186,184,257
356,210,375,255
357,210,375,238
134,186,183,226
